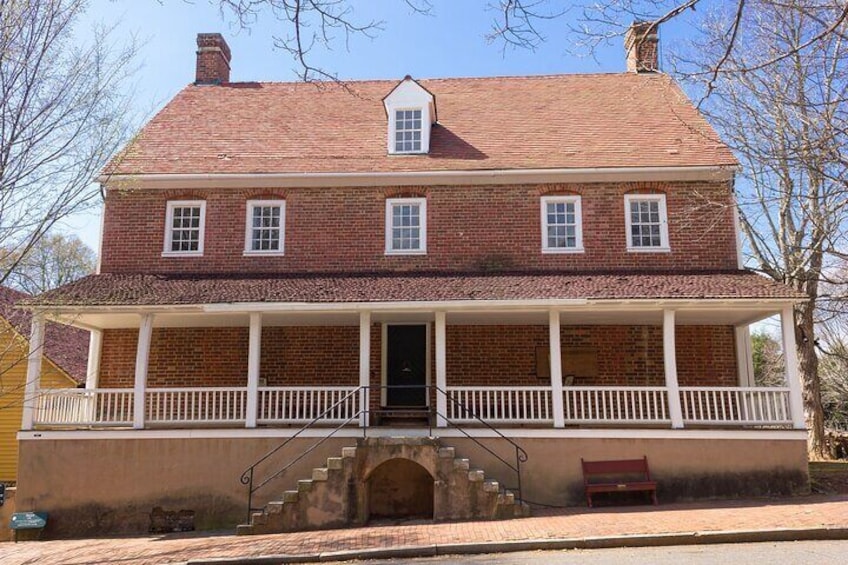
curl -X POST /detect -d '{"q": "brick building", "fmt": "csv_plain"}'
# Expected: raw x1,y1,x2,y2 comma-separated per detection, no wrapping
16,27,809,536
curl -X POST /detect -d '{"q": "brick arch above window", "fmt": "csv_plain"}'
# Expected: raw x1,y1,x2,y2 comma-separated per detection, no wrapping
162,190,207,200
383,187,428,199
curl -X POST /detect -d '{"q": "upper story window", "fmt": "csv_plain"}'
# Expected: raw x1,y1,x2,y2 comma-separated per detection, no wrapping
244,200,285,255
625,194,670,252
384,76,435,155
164,200,205,256
541,196,584,253
385,197,427,255
394,109,423,153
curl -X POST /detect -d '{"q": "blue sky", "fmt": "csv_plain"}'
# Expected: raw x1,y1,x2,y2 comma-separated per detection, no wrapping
65,0,692,250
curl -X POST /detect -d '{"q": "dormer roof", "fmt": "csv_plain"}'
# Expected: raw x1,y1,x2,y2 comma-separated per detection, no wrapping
382,75,437,122
105,73,737,177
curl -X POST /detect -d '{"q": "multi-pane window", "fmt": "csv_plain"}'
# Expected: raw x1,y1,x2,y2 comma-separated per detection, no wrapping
625,194,669,251
385,197,427,254
541,196,583,253
244,200,285,254
394,109,422,153
164,201,205,255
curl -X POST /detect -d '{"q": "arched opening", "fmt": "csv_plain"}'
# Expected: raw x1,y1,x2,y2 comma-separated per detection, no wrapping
367,458,434,520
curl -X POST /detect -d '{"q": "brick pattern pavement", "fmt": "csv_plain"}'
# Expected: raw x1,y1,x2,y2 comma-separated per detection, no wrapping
2,495,846,565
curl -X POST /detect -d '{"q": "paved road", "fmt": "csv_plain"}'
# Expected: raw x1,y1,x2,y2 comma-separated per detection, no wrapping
331,540,848,564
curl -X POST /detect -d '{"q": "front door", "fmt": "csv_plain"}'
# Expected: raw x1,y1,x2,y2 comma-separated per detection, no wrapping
385,325,427,407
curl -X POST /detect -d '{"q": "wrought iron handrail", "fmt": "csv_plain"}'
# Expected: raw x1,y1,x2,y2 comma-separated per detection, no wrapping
433,384,528,501
239,386,364,522
238,384,529,522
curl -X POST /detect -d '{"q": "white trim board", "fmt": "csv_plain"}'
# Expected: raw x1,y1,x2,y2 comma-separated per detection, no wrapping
98,165,737,190
19,428,807,442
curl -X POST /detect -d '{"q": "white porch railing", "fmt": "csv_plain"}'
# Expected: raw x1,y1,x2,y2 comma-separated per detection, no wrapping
680,387,791,426
563,386,670,424
34,388,134,426
257,386,360,424
445,386,553,424
145,387,248,425
30,385,794,429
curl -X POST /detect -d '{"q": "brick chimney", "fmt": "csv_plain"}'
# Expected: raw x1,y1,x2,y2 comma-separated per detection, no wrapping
624,22,659,73
195,33,231,85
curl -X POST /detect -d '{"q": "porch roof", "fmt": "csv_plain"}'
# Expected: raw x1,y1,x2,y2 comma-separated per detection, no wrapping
24,270,803,308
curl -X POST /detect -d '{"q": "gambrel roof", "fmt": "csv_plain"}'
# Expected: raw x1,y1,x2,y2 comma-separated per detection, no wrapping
107,73,737,177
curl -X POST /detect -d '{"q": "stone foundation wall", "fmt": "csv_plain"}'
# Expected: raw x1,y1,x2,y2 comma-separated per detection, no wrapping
16,432,807,538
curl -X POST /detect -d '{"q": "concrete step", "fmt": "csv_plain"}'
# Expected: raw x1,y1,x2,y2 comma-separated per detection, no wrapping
468,469,485,482
341,447,357,458
282,490,299,503
327,457,343,470
297,479,314,492
453,458,470,471
483,480,500,493
250,511,267,526
312,467,329,481
438,447,456,459
235,524,254,535
266,501,285,514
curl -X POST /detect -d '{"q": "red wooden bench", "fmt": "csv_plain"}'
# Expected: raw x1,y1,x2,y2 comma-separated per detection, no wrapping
581,456,658,508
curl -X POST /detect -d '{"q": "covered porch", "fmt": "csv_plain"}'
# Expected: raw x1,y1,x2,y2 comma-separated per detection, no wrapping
22,300,805,433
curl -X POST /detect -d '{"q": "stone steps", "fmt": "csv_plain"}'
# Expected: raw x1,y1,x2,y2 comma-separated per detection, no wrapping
237,437,530,535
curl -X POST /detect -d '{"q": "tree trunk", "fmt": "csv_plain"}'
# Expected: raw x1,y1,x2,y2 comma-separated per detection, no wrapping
796,302,827,459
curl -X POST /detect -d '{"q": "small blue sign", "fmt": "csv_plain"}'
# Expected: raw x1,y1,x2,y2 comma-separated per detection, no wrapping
10,512,47,530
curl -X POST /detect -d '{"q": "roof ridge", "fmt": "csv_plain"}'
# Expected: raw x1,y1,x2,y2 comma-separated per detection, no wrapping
199,72,667,89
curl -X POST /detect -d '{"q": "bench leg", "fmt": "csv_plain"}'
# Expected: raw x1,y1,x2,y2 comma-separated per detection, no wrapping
586,492,593,508
651,490,658,505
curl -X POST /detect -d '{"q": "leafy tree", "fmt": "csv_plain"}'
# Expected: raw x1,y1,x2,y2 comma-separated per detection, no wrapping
0,0,137,286
0,232,96,294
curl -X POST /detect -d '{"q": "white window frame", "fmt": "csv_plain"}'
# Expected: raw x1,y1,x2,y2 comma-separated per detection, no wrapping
541,195,584,254
163,200,206,257
243,199,286,256
624,194,670,252
385,197,427,255
389,107,425,155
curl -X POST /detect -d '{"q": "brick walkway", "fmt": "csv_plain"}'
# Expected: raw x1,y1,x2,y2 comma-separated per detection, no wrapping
2,495,847,565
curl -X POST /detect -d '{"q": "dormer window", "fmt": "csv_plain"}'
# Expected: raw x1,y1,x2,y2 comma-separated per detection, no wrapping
384,76,436,155
394,109,423,153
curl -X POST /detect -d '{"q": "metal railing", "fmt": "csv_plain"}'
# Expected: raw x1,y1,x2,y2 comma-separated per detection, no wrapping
238,384,529,523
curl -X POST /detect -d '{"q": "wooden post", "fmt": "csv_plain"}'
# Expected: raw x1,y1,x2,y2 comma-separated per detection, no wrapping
781,305,806,430
549,310,565,428
359,311,371,428
435,311,447,427
21,314,46,431
85,329,103,389
735,325,754,387
133,314,154,430
663,309,684,428
245,313,262,428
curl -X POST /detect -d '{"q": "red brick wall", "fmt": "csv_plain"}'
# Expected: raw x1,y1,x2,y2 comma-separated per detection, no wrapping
100,180,738,274
445,325,737,387
99,324,737,389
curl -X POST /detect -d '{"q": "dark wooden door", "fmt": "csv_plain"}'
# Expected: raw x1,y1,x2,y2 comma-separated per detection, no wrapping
386,325,427,407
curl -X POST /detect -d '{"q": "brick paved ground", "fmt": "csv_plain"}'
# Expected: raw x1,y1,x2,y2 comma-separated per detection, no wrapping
1,495,847,565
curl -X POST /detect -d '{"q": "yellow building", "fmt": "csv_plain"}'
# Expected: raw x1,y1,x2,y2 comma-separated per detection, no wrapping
0,287,88,482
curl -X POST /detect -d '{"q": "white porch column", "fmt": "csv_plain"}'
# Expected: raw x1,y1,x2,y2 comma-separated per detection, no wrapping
359,311,371,428
734,325,755,387
549,310,565,428
245,313,263,428
663,309,684,429
21,314,46,431
435,311,447,427
781,305,806,430
133,314,154,430
85,329,103,389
